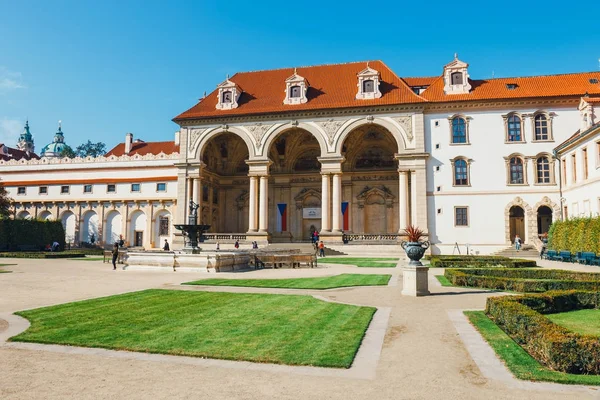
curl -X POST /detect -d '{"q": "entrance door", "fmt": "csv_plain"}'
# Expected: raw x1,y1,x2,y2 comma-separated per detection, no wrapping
134,231,144,247
537,206,552,236
509,206,525,243
303,220,320,242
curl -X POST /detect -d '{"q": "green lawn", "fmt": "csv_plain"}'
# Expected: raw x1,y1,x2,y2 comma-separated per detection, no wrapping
184,273,391,289
68,256,105,261
435,275,452,286
0,263,15,273
320,257,398,268
11,289,376,368
546,309,600,337
465,311,600,385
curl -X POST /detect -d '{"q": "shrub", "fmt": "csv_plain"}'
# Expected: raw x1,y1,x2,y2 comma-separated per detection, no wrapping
445,268,600,292
0,252,86,259
0,219,65,251
548,216,600,255
429,255,536,268
486,291,600,374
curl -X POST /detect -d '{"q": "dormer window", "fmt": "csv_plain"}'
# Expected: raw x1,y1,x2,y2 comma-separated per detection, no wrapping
579,97,597,132
215,78,242,110
356,63,382,100
283,69,308,105
443,54,472,95
506,83,518,90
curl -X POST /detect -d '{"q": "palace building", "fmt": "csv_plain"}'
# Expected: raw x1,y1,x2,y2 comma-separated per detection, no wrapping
1,57,599,254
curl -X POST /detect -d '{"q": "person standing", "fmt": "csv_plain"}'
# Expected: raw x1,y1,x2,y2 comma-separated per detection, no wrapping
234,240,239,249
216,242,220,252
111,243,119,270
163,239,170,251
514,234,521,251
318,241,325,257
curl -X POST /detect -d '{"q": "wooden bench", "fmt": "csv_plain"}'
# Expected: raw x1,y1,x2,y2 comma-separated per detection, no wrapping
542,249,558,260
558,250,573,263
576,251,600,266
103,249,126,264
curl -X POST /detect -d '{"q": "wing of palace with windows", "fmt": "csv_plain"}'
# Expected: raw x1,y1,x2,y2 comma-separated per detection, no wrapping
2,57,599,254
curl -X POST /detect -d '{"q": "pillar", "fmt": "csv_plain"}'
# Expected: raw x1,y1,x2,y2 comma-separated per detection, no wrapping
332,173,342,232
259,176,268,232
248,176,258,232
410,170,417,226
196,179,203,223
398,170,409,232
321,174,331,232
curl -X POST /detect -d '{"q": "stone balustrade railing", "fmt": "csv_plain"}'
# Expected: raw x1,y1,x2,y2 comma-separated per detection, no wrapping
202,233,248,242
343,233,403,242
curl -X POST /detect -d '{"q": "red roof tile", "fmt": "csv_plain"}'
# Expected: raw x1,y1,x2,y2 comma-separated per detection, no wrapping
0,145,40,162
402,77,438,87
105,141,179,157
420,72,600,102
174,61,426,121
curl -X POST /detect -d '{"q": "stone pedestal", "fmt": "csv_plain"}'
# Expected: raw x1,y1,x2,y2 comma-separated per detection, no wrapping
401,265,430,296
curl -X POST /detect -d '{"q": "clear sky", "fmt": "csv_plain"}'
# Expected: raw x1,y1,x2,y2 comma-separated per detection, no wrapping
1,0,598,152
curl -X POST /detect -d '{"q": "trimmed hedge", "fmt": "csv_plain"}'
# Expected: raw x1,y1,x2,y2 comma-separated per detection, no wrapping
486,291,600,374
429,255,537,268
0,252,86,259
548,216,600,254
0,219,65,251
445,268,600,292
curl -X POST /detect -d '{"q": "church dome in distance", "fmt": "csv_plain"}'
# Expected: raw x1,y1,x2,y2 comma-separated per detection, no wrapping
41,121,70,158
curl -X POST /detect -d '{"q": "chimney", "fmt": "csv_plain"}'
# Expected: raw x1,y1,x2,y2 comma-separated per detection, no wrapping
174,130,180,146
125,133,133,154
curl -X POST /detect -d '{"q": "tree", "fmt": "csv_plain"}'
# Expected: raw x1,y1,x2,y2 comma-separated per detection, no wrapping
0,181,12,220
59,145,76,158
75,141,106,158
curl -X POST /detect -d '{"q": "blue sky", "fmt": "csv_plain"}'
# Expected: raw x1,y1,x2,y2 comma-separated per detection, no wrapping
1,0,598,151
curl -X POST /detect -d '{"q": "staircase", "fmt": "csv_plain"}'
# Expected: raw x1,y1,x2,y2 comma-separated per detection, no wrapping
493,244,540,258
265,243,347,256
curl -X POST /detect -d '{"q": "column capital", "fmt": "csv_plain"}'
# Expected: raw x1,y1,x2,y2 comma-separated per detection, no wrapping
247,159,272,176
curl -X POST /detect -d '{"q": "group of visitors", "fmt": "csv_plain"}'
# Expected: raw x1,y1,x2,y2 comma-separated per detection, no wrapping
514,232,550,259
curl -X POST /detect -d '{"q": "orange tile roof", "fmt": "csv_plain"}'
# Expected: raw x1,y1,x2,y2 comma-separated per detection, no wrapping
420,72,600,102
583,97,600,104
173,61,426,121
105,141,179,157
402,77,438,87
0,145,40,162
555,122,600,152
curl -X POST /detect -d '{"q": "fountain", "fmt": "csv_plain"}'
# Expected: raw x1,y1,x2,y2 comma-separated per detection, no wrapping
173,200,211,254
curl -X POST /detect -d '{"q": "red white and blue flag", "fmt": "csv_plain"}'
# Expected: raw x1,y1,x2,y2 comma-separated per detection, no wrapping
277,204,287,232
342,202,349,231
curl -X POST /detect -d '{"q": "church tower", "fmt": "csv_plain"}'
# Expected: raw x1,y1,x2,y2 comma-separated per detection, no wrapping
16,120,35,153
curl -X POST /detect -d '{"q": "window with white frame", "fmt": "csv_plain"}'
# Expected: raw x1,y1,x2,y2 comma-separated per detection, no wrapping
83,184,92,193
107,184,116,193
355,64,382,99
450,116,468,144
131,183,141,192
17,186,26,195
536,156,551,184
39,186,48,195
157,182,167,192
452,158,470,186
533,112,552,141
60,185,70,194
284,69,308,105
506,114,523,142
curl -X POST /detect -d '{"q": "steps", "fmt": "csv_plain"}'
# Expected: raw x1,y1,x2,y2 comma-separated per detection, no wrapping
265,243,347,256
493,245,540,258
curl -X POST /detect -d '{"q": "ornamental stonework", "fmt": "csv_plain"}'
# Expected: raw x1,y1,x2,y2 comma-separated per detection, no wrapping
188,128,206,151
392,116,413,141
317,119,345,145
245,124,273,146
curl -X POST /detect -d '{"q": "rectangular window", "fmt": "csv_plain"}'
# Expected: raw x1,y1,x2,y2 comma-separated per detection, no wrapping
107,184,116,193
159,216,169,236
582,148,588,180
156,182,166,192
61,185,70,194
17,186,26,195
83,184,93,193
39,186,48,195
571,154,577,183
455,207,468,226
597,142,600,167
202,185,209,201
562,158,567,185
131,183,141,192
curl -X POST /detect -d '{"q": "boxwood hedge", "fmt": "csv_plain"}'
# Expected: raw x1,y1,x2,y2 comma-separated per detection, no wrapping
0,219,65,251
445,268,600,292
428,255,537,268
486,291,600,374
548,216,600,254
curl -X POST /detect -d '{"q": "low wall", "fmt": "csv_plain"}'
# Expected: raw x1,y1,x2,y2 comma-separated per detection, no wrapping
125,250,251,272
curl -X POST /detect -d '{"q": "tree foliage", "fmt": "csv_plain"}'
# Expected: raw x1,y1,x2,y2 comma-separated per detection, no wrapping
0,182,12,220
75,141,106,157
59,145,76,158
548,216,600,254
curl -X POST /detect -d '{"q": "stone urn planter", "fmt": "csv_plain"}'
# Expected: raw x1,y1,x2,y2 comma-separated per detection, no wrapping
400,225,430,297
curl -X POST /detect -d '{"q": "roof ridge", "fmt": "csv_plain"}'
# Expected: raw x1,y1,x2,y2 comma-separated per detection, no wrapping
476,70,600,81
378,60,429,103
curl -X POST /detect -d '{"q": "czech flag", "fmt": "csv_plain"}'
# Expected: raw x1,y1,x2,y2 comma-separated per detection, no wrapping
277,204,287,232
342,202,349,231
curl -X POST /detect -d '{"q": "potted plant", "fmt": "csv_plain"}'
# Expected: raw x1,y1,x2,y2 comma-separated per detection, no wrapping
401,225,430,266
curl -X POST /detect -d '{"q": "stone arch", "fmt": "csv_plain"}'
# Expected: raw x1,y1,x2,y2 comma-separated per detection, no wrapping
504,197,533,245
260,122,328,159
193,126,256,161
60,210,77,244
334,117,409,156
104,210,122,246
16,210,31,220
80,210,99,244
129,209,147,247
533,196,560,245
153,209,171,248
357,186,395,234
38,210,53,221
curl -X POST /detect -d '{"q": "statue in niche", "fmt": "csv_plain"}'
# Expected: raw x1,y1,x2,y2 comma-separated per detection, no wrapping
189,200,199,217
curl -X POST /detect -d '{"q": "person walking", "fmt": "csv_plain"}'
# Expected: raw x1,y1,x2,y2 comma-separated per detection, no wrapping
514,234,521,251
234,240,239,249
540,233,548,259
163,239,170,251
216,242,220,252
318,241,325,257
111,242,119,270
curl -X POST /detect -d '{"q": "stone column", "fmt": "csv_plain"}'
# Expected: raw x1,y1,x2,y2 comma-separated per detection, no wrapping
398,170,409,232
321,173,331,232
192,179,200,208
332,173,342,232
410,170,417,226
248,176,258,232
258,176,269,232
197,180,204,223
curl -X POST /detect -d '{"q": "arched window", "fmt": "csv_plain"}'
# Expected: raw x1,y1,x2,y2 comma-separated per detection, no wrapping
451,117,467,144
509,157,524,184
507,115,522,142
362,79,374,93
536,156,551,184
451,72,463,85
222,90,232,103
453,158,469,186
289,85,301,98
534,114,548,141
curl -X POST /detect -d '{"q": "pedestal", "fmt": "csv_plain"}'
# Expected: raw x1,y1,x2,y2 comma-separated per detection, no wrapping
401,265,430,296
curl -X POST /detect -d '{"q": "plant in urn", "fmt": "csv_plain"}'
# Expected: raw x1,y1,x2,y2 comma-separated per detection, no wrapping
401,225,429,265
